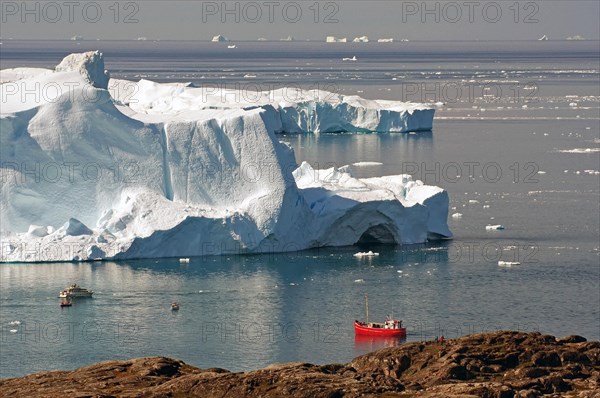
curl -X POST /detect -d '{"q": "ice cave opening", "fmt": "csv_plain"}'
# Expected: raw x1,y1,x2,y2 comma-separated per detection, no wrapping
356,224,398,245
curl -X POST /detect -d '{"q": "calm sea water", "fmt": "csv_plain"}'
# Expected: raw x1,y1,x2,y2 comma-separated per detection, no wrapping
0,40,598,378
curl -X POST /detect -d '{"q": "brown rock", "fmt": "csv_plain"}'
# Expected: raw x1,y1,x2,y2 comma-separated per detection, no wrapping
540,375,570,393
481,364,504,373
557,335,587,344
496,385,515,398
561,349,590,364
531,351,562,367
517,367,549,378
496,352,521,368
1,331,598,398
440,364,473,381
516,389,541,398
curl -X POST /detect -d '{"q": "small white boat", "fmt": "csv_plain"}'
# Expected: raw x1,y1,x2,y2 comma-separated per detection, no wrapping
171,302,180,311
58,284,93,298
179,258,190,263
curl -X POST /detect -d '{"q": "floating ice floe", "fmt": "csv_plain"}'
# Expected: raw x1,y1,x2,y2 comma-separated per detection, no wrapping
353,251,380,257
558,148,600,154
451,213,463,219
354,279,365,283
352,162,383,167
179,258,190,263
498,261,521,267
486,225,505,231
0,52,451,262
326,36,347,43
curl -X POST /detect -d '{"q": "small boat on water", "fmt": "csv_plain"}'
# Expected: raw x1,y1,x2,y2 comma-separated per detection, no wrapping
60,299,72,307
171,302,180,311
354,294,406,337
58,284,93,298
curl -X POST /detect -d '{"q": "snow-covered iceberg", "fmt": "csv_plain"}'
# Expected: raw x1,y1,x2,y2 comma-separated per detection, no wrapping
0,52,450,262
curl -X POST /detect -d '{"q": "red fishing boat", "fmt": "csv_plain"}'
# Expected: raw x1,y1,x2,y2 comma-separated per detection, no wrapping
354,294,406,337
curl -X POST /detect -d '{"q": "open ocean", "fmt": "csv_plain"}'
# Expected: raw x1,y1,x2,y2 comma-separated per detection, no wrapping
0,40,598,378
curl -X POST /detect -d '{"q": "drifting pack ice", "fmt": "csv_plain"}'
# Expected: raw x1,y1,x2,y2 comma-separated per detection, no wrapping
0,51,450,262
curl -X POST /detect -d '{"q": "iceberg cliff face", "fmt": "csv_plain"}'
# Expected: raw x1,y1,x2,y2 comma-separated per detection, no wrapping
0,52,450,262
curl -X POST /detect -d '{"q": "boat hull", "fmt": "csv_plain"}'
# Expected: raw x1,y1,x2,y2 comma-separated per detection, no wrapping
354,321,406,337
59,291,93,298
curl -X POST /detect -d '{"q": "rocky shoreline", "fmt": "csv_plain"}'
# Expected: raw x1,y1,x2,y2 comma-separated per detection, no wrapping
1,331,598,397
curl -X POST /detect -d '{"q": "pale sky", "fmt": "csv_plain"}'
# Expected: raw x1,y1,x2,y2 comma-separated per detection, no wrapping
1,0,599,41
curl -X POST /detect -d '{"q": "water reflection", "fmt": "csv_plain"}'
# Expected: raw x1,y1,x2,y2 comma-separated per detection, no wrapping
283,131,434,178
354,334,407,354
1,242,598,378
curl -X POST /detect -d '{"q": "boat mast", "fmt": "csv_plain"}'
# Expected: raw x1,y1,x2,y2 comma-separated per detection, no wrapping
365,294,369,323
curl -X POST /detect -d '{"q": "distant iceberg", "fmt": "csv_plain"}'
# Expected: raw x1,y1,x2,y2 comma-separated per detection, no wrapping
211,35,229,42
566,35,585,41
377,38,394,43
326,36,347,43
353,36,369,43
0,52,450,262
538,35,549,41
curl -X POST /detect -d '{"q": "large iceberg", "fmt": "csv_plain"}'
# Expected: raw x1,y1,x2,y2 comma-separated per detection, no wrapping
0,52,450,262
